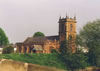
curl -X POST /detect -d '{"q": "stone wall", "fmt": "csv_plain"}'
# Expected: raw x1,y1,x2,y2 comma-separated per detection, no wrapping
0,59,100,71
0,59,65,71
79,67,100,71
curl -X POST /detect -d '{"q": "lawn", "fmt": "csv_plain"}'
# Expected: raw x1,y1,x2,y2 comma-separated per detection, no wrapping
0,53,67,70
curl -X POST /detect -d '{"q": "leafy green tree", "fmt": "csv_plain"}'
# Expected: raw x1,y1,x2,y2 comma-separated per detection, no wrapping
96,55,100,67
78,20,100,67
59,40,72,55
75,34,83,47
33,32,45,37
0,28,9,46
59,40,88,71
64,54,88,71
88,44,100,67
2,45,14,54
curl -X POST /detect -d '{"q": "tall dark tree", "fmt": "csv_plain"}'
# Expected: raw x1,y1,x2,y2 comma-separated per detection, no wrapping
78,20,100,67
59,40,72,55
59,40,88,71
33,32,45,37
0,28,9,46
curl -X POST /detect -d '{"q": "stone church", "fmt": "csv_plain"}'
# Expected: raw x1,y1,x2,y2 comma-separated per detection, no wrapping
15,15,77,53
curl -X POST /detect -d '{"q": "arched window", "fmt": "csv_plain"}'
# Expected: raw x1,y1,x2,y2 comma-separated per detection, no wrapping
61,24,64,32
70,24,73,32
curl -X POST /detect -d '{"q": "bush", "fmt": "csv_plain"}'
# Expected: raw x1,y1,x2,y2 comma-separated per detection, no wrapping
2,46,14,54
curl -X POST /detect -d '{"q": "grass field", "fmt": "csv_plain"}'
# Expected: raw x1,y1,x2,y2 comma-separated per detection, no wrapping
0,53,67,70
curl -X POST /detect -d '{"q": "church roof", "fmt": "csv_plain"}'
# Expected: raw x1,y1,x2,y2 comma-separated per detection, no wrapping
15,35,59,47
15,43,34,47
46,35,59,40
24,35,59,44
24,37,47,44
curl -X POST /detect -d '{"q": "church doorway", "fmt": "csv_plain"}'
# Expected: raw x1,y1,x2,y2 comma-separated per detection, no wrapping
33,50,36,53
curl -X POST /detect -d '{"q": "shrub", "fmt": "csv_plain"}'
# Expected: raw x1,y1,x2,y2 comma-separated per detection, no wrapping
2,46,14,54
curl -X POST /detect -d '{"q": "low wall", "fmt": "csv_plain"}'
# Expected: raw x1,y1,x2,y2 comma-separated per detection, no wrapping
79,67,100,71
0,59,99,71
0,59,64,71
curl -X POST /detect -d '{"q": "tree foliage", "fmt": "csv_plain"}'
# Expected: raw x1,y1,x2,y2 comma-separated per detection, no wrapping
59,40,72,55
78,20,100,67
2,45,14,54
75,34,83,46
33,32,45,37
0,28,9,46
64,54,88,71
59,40,88,71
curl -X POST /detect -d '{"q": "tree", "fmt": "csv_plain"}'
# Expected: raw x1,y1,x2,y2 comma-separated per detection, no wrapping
0,28,9,46
59,40,88,71
64,53,88,71
59,40,72,55
2,45,14,54
75,34,83,47
33,32,45,37
88,44,100,67
78,20,100,67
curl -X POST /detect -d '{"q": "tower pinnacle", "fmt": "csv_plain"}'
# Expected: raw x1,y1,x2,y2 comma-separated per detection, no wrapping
66,13,69,19
74,14,76,20
59,16,61,20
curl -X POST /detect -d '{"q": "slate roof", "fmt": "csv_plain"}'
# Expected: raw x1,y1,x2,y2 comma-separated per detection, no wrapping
16,43,30,46
24,37,47,44
16,35,59,47
24,35,59,44
15,42,43,47
46,35,59,41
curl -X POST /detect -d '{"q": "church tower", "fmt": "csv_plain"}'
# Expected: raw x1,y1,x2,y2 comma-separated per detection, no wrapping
59,15,77,53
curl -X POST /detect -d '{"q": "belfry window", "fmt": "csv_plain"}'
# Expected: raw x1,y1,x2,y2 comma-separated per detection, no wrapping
70,24,73,32
61,24,64,32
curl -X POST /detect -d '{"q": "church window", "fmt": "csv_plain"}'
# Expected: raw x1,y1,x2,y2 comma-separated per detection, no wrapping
61,24,64,32
70,24,73,32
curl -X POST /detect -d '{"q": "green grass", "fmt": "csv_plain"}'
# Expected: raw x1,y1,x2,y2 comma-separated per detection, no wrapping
0,53,67,70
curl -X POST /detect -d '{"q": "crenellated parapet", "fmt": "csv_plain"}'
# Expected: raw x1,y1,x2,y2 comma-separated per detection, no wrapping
59,15,77,53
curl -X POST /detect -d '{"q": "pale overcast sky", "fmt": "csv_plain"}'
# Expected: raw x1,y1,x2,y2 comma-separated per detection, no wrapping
0,0,100,43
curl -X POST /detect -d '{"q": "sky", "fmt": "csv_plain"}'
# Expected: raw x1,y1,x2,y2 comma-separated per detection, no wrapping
0,0,100,43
